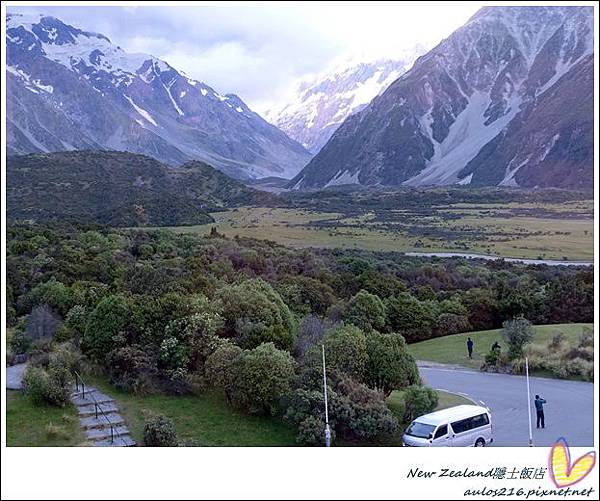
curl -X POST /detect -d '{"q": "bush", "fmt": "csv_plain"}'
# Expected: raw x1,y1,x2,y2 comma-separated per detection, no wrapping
318,324,367,381
205,343,243,397
143,414,178,447
22,364,70,407
548,332,566,350
8,325,30,355
237,323,296,352
344,290,386,332
216,278,295,342
277,276,335,316
365,331,419,396
385,293,436,342
64,305,88,338
106,346,158,395
502,317,533,359
297,415,332,446
229,343,297,415
162,312,225,372
403,385,438,423
330,375,399,441
83,294,129,361
285,371,399,445
19,279,76,317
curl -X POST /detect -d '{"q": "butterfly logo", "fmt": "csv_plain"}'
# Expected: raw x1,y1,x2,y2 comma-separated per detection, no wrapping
549,437,596,488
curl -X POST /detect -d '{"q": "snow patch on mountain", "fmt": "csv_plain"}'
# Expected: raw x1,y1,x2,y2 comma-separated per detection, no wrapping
267,50,425,153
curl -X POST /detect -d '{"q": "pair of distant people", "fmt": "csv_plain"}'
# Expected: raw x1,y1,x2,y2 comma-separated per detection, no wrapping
464,338,548,428
465,338,501,359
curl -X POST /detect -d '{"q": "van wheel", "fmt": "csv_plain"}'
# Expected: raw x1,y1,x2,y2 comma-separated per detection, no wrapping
475,438,486,447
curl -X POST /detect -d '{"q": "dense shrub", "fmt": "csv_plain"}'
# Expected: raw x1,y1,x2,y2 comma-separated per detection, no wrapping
161,311,225,372
22,363,71,407
297,415,332,446
143,414,178,447
229,343,296,415
277,276,335,316
237,323,295,352
318,325,367,381
106,346,158,394
364,331,419,396
83,294,129,361
18,279,76,317
8,321,30,355
330,375,399,442
216,279,295,342
403,385,438,422
343,290,386,332
285,371,398,445
205,343,243,398
385,293,436,342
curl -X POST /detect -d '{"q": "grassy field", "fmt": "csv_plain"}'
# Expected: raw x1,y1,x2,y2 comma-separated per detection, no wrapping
6,391,86,447
150,204,593,261
89,377,298,446
407,323,593,370
89,378,465,447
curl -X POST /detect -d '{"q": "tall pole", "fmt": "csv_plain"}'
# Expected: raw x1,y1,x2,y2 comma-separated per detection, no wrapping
525,357,533,447
322,344,331,447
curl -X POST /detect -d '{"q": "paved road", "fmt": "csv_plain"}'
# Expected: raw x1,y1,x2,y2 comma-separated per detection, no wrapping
420,366,594,447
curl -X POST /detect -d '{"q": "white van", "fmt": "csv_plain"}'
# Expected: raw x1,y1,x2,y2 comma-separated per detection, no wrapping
402,405,493,447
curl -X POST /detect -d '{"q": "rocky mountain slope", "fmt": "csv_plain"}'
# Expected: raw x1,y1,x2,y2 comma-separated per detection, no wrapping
290,6,593,190
266,53,423,153
6,13,312,180
7,151,275,226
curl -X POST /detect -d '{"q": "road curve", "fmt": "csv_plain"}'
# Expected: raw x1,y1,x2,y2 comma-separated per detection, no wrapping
419,366,594,447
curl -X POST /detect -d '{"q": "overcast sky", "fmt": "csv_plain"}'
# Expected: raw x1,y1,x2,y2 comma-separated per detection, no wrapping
9,3,482,114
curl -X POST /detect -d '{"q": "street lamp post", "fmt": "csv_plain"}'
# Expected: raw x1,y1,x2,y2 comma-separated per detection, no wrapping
322,344,331,447
525,357,533,447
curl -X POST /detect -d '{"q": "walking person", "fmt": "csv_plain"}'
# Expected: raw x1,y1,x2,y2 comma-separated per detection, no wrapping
466,337,474,359
534,395,547,429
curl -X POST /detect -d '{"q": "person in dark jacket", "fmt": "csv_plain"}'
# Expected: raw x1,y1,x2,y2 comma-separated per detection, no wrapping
466,337,474,359
534,395,547,429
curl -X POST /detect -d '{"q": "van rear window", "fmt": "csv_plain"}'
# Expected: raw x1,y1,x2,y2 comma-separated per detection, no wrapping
451,413,489,434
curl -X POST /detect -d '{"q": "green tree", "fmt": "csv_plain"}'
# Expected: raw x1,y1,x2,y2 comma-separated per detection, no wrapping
19,278,75,316
502,317,533,359
403,385,438,423
205,343,243,400
320,325,368,381
365,331,419,396
83,294,129,361
216,278,295,342
385,293,436,342
344,290,386,332
229,343,296,415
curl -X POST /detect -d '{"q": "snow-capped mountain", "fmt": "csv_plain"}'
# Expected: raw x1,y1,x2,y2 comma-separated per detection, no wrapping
291,6,593,190
6,13,312,179
266,53,424,153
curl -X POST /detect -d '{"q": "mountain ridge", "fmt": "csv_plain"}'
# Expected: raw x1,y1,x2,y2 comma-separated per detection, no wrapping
6,12,312,180
7,150,275,227
290,6,593,190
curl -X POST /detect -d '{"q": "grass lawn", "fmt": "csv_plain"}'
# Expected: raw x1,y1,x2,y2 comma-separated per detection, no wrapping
407,323,593,371
6,391,86,447
89,377,297,446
